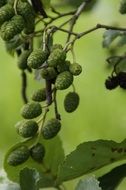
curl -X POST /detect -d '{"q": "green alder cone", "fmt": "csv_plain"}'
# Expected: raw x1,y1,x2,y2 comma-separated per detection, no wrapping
18,50,31,70
21,102,42,119
51,44,63,52
69,63,82,76
7,145,30,166
30,143,45,163
0,4,14,26
32,88,46,102
41,67,57,80
0,15,25,41
55,71,74,90
48,49,66,67
16,120,38,138
42,118,61,139
57,60,70,73
17,1,35,34
0,0,7,8
27,49,48,69
119,0,126,14
64,92,80,113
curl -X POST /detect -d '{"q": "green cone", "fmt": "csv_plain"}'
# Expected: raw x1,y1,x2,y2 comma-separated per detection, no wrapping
30,143,45,163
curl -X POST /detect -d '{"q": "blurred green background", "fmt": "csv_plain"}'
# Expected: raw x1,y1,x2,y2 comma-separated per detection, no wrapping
1,0,126,189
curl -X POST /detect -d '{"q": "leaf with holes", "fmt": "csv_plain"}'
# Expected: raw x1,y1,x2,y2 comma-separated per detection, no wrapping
56,139,126,183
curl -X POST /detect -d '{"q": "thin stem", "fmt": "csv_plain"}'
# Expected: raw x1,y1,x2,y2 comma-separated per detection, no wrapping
14,0,19,15
65,24,126,51
66,0,92,43
54,89,61,120
21,71,28,104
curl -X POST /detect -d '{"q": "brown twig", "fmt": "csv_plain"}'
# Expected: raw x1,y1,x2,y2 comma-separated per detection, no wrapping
21,71,28,104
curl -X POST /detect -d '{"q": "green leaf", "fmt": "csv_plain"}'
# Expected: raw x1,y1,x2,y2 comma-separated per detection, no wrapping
99,164,126,190
102,30,121,48
57,139,126,183
4,135,64,188
75,176,102,190
117,35,126,46
20,168,40,190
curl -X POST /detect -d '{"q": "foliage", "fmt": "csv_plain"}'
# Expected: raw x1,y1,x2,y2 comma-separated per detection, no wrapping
0,0,126,189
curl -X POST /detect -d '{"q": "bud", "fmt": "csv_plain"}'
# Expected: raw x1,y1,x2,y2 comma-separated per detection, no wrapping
16,120,38,138
21,102,42,119
119,0,126,14
0,4,14,26
55,71,73,90
32,88,46,102
64,92,80,113
30,143,45,163
42,118,61,139
1,15,25,41
57,60,70,73
69,63,82,76
7,145,30,166
41,67,57,80
48,49,66,67
27,49,48,69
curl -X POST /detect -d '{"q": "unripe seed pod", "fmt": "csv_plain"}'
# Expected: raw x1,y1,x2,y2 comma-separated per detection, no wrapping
0,0,7,8
7,145,30,166
16,120,38,138
64,92,80,113
30,143,45,163
18,50,31,70
48,49,66,67
119,0,126,14
69,63,82,76
41,67,57,80
21,102,42,119
32,88,46,102
0,15,25,41
51,44,63,52
42,118,61,139
55,71,73,90
27,49,48,69
17,1,35,34
0,4,14,26
57,60,70,73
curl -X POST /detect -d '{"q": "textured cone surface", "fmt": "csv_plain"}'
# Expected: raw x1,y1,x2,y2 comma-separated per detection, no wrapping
42,118,61,139
17,1,35,34
0,4,14,26
0,0,7,8
27,49,48,69
21,102,42,119
7,145,30,166
105,76,119,90
57,60,70,73
120,0,126,14
48,49,66,67
51,44,63,52
64,92,80,113
69,63,82,76
118,72,126,89
0,15,25,41
55,71,73,90
30,143,45,163
17,120,38,138
32,88,46,102
18,50,31,70
41,67,57,80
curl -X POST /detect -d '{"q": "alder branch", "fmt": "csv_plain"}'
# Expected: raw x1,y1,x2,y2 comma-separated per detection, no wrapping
65,24,126,50
21,71,28,104
66,0,92,43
